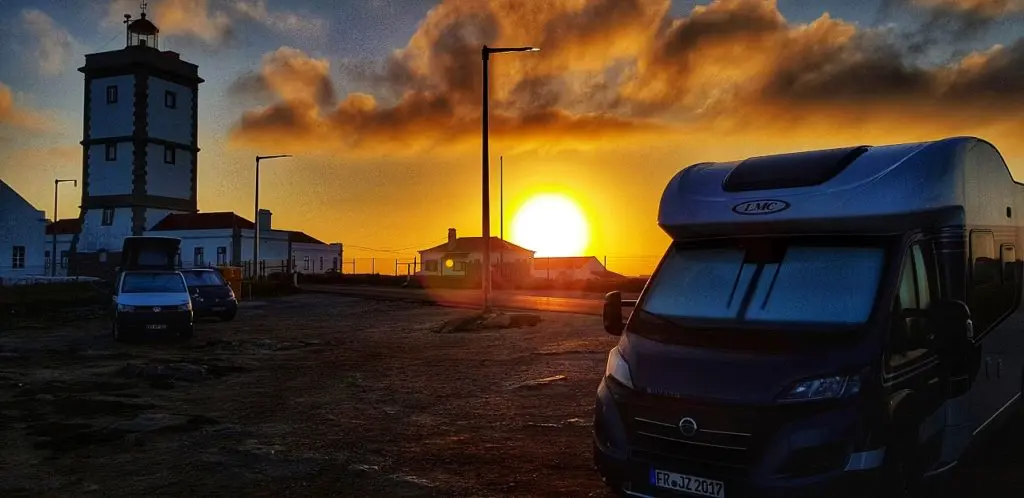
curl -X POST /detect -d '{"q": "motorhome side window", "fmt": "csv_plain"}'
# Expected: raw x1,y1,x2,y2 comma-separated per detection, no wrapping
969,230,1014,334
888,243,936,370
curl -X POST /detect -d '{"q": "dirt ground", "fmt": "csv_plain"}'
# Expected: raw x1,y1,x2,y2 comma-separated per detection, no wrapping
2,294,1024,497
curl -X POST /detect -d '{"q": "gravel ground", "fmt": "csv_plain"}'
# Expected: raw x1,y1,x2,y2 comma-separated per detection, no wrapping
1,293,1023,497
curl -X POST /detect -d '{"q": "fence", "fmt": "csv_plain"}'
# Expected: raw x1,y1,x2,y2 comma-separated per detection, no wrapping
338,255,661,278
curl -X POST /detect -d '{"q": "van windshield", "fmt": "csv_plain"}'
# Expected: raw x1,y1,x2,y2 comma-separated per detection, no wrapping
640,238,888,327
121,273,187,294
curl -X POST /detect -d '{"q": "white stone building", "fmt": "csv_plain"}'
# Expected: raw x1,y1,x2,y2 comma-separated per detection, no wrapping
417,228,535,278
0,7,343,281
0,180,48,278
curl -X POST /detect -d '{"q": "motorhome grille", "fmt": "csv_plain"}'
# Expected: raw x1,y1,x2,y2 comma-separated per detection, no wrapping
625,412,755,469
722,145,870,192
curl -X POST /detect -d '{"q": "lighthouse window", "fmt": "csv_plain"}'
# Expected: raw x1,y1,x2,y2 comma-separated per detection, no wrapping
164,90,177,109
164,145,176,164
105,143,117,161
106,85,118,104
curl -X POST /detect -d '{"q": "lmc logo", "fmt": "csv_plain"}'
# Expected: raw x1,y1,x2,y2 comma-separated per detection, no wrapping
732,199,790,215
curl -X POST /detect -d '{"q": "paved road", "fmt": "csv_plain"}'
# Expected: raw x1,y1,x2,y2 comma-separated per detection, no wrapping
300,285,639,315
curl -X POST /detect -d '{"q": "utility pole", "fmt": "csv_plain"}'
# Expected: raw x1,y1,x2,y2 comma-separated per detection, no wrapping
500,155,503,241
481,44,538,311
253,154,291,279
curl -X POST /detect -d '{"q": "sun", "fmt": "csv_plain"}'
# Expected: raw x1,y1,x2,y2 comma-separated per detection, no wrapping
511,194,589,257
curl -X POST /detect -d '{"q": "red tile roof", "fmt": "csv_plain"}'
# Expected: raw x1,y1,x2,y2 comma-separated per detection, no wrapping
149,212,254,231
533,256,602,271
46,218,82,235
419,237,535,255
288,231,326,245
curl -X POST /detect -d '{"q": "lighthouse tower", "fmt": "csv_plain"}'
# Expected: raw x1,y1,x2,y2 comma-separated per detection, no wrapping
73,3,203,259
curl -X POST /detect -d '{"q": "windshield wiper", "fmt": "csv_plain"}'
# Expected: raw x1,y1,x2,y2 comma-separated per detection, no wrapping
636,308,687,327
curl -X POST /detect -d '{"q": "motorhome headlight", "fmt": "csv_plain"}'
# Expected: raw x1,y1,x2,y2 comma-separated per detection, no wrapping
116,304,136,312
605,347,634,389
777,375,861,403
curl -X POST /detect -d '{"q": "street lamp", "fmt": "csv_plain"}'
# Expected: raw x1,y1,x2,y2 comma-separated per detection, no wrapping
253,154,292,279
481,44,539,311
52,178,77,276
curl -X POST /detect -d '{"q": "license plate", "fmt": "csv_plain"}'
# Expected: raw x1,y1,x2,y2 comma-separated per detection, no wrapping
652,469,725,497
211,307,226,311
146,324,167,330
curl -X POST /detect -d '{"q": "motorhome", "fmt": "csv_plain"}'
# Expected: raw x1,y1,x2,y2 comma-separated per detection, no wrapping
594,137,1024,497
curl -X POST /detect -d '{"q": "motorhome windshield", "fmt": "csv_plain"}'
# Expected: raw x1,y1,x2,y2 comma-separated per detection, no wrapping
640,238,888,328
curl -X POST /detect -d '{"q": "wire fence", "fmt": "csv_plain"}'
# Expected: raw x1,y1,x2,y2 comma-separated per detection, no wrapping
338,255,662,277
1,255,663,281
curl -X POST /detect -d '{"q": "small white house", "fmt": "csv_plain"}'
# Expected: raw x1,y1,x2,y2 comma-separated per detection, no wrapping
533,256,610,281
147,210,342,275
417,228,535,277
0,180,47,278
45,219,80,277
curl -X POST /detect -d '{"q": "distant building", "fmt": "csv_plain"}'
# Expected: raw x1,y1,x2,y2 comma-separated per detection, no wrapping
45,210,342,275
533,256,619,281
73,8,203,263
0,180,47,278
13,6,343,280
417,228,535,277
45,219,82,277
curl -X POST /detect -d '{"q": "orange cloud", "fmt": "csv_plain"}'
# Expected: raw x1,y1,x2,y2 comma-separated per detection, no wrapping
0,82,52,131
228,0,1024,159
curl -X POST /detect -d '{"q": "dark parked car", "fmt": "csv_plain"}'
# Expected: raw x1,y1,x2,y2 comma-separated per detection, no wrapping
181,268,237,321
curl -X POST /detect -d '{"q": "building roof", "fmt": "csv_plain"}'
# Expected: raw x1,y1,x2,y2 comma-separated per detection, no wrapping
288,231,326,245
46,218,82,235
419,237,535,255
149,212,254,231
533,256,602,271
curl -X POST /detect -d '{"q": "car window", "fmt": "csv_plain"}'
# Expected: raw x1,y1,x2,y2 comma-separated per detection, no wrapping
120,273,187,293
183,271,226,286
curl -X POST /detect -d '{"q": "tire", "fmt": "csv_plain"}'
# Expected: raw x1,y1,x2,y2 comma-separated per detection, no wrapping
112,321,125,342
879,429,923,498
179,324,195,340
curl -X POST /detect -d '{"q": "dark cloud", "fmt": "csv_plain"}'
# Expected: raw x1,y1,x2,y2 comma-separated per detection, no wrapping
228,0,1024,157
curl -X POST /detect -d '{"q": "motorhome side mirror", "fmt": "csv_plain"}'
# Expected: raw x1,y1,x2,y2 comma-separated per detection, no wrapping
928,299,973,346
603,291,624,336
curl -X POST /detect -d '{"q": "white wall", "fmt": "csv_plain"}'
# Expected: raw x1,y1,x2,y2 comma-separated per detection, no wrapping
238,229,290,262
532,259,605,280
88,143,134,195
418,249,533,276
293,243,341,274
147,78,194,144
78,207,133,252
145,228,233,267
44,234,75,277
0,185,47,277
145,144,192,199
89,75,135,138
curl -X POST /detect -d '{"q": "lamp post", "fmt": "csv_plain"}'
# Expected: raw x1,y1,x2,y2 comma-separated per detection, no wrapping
253,154,291,280
482,44,538,311
500,155,503,241
52,178,77,276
